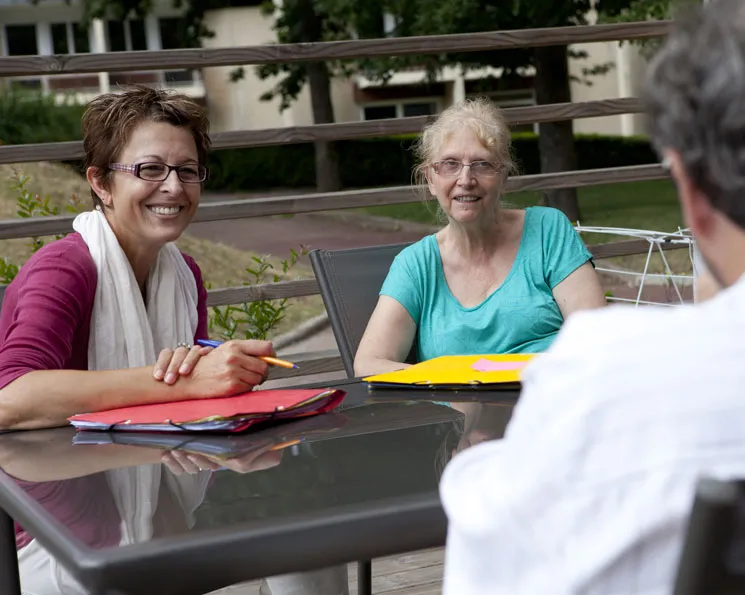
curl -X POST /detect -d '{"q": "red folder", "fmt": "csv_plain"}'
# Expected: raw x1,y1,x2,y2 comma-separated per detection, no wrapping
68,388,346,434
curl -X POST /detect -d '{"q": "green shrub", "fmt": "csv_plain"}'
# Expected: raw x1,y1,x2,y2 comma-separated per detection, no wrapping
0,91,84,145
510,133,659,174
205,133,657,191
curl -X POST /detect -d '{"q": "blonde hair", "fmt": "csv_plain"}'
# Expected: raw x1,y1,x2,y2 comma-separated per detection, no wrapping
412,96,516,201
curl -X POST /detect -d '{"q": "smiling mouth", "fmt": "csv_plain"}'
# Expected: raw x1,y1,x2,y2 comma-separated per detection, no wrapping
453,196,482,203
146,205,185,216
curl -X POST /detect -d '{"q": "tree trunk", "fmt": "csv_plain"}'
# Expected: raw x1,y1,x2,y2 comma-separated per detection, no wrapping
307,61,342,193
534,45,580,222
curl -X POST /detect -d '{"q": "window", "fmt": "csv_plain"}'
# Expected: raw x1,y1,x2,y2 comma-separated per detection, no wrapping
362,101,438,121
130,20,147,51
5,24,37,56
50,23,90,54
107,21,125,52
402,102,436,117
51,23,68,54
363,105,397,120
73,23,90,53
158,17,196,84
107,19,147,52
159,17,185,50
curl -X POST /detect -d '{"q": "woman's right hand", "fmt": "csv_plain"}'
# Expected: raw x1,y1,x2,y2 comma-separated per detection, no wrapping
182,339,275,398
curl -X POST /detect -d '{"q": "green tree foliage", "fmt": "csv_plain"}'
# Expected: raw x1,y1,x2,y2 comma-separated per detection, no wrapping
319,0,660,221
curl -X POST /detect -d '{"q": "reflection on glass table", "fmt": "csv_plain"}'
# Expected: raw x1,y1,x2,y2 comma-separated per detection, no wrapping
0,384,515,595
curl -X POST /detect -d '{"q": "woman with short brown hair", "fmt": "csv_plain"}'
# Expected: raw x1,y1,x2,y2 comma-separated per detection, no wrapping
0,85,274,431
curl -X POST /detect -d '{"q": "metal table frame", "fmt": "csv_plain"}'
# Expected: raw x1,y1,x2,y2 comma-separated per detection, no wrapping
0,462,446,595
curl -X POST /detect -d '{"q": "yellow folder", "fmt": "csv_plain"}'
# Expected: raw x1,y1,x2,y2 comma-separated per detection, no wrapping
363,354,537,390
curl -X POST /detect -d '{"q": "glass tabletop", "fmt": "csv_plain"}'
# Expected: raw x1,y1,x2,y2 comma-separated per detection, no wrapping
0,381,515,583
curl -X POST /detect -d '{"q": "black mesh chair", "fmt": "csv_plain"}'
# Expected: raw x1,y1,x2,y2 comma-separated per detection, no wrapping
310,243,419,595
673,477,745,595
309,243,417,378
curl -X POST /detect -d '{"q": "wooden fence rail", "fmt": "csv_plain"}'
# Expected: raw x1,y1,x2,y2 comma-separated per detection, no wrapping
0,164,667,241
202,237,686,308
0,97,644,164
0,21,669,78
0,236,687,312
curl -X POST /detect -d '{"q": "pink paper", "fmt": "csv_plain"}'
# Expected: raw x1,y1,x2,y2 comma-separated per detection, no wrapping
471,358,527,373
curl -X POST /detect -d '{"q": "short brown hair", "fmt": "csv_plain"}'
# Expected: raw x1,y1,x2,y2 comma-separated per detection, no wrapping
82,85,211,208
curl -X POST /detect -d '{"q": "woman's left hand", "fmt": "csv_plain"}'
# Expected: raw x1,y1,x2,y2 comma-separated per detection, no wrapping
153,344,213,385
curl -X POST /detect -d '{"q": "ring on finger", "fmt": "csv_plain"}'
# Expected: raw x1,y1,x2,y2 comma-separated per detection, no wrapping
176,342,193,349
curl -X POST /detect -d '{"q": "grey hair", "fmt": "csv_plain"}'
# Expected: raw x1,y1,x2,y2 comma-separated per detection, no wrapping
412,97,516,202
644,0,745,226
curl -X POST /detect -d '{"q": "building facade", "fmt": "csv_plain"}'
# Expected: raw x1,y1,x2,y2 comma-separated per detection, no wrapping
0,0,649,137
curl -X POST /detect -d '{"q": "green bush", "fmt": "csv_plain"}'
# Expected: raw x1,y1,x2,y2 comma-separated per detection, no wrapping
206,136,418,191
0,91,84,145
511,133,659,174
205,133,658,192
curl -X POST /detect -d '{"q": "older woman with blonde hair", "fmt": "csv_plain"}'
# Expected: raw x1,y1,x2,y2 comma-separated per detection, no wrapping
355,97,607,375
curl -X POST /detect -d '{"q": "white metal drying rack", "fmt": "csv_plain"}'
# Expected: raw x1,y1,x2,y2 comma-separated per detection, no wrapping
574,224,695,307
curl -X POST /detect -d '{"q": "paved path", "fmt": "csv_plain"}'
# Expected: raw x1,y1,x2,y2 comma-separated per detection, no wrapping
189,212,432,258
192,191,435,259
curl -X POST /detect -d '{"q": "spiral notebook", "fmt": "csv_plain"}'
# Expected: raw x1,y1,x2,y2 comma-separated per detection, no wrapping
363,354,536,390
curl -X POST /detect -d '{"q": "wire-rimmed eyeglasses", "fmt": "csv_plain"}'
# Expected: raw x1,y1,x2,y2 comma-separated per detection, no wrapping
109,162,208,184
431,160,500,178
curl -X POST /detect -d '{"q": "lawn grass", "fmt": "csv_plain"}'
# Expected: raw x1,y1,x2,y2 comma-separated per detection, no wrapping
0,162,324,339
361,179,691,274
362,179,681,233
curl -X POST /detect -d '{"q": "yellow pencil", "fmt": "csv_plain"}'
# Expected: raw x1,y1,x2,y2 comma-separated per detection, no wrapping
260,356,298,370
270,439,302,451
196,340,298,369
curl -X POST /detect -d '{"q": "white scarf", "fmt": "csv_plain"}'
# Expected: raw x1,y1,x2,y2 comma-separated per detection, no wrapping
17,210,210,595
73,208,199,370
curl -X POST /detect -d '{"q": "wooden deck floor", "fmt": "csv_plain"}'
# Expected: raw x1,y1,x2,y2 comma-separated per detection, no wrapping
210,548,444,595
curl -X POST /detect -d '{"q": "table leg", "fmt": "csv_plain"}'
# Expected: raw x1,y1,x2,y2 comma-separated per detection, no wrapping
357,559,372,595
0,508,20,595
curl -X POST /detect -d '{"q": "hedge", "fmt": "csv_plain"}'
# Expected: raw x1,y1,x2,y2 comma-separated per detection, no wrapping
205,133,658,192
0,91,84,146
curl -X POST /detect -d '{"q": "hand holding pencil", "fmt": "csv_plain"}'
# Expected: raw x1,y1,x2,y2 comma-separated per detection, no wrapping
167,338,295,400
196,339,298,369
154,338,298,397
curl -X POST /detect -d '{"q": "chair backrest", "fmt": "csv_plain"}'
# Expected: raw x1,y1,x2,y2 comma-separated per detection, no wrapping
673,477,745,595
309,243,417,377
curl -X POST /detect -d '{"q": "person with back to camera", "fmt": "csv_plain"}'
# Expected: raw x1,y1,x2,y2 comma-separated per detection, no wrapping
439,1,745,593
0,85,275,432
354,97,607,376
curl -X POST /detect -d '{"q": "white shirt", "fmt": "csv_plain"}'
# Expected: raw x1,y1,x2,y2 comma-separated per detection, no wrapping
440,274,745,595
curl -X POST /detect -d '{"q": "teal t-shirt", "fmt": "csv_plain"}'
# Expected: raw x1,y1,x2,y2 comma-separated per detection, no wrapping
380,206,592,361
